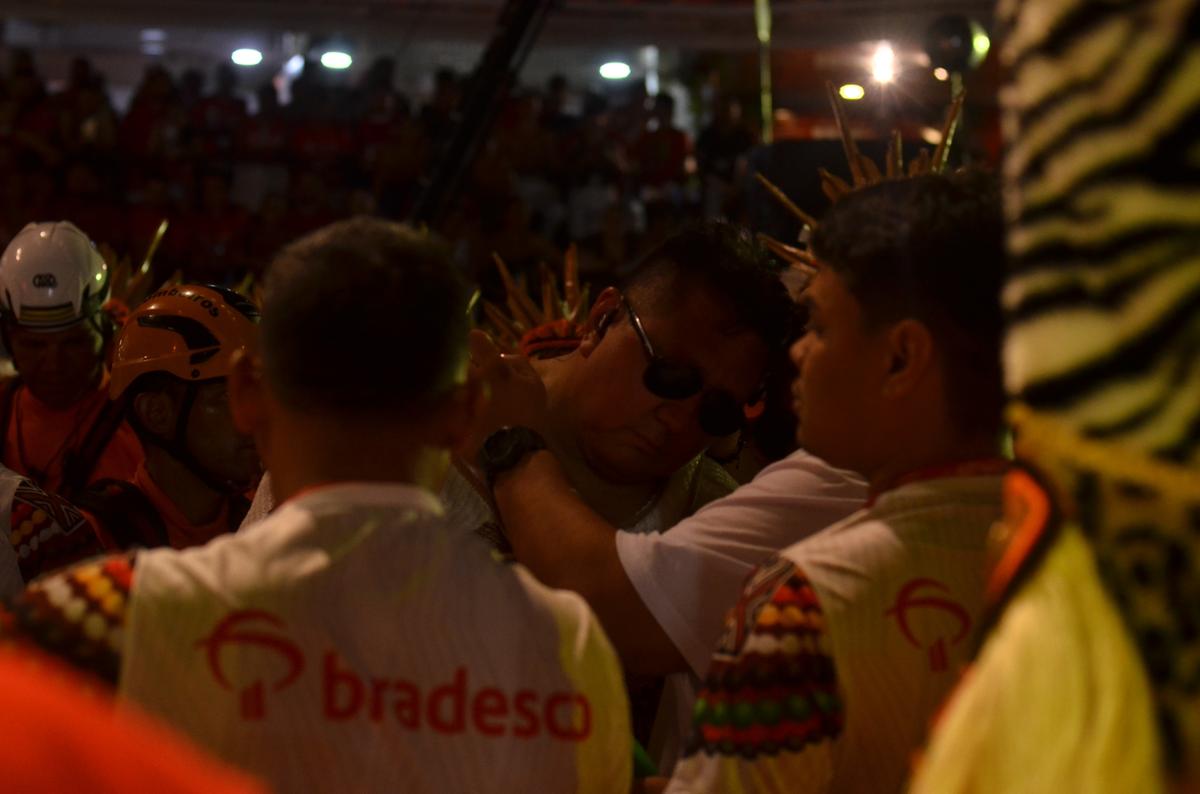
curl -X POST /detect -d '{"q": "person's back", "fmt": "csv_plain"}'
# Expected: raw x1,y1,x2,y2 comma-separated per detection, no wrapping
778,475,998,790
123,481,629,792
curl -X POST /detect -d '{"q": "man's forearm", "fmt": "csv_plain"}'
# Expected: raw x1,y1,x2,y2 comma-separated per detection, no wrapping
494,450,619,594
493,450,688,676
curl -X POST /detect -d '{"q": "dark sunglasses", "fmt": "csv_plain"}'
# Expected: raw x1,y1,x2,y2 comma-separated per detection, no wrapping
620,294,748,437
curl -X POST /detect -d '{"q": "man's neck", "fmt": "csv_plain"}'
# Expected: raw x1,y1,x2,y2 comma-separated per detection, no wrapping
144,449,225,527
865,433,1003,496
535,358,661,526
265,420,444,508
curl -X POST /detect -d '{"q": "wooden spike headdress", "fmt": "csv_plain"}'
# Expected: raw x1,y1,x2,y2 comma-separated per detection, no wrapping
754,82,966,279
479,244,590,358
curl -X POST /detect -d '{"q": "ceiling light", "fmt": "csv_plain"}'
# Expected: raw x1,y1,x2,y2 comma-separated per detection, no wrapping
284,54,305,77
838,83,865,101
320,51,352,70
231,48,263,67
599,61,632,80
140,28,167,43
933,67,950,81
871,42,896,84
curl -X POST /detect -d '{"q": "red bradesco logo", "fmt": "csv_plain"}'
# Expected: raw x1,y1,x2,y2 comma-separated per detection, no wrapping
196,609,594,741
197,609,306,719
885,578,971,673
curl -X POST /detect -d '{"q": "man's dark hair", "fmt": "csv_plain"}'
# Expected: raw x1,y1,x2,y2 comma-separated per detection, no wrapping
261,217,468,416
812,170,1006,434
622,219,799,359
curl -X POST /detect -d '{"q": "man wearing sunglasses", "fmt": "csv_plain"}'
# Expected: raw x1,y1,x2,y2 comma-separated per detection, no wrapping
484,175,1008,789
469,221,866,771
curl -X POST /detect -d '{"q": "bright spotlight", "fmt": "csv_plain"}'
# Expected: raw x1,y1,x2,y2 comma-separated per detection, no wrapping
599,61,632,80
320,51,353,70
231,48,263,67
284,54,305,77
933,67,950,82
973,31,991,58
838,83,865,101
871,42,896,84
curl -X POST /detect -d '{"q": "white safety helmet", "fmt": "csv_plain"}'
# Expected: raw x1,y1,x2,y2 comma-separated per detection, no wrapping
0,221,110,332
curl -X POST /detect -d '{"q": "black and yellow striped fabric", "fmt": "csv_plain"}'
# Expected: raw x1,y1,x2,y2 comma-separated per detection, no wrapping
998,0,1200,776
999,0,1200,463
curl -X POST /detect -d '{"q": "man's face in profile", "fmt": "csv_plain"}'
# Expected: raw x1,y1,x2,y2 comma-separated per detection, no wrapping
790,268,887,475
567,286,767,485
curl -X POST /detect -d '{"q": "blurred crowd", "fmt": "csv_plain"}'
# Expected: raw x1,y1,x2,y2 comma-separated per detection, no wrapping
0,48,759,293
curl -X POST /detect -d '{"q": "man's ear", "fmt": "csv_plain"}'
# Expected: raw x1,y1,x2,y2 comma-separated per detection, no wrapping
881,318,935,400
227,349,266,436
132,388,179,439
578,286,622,358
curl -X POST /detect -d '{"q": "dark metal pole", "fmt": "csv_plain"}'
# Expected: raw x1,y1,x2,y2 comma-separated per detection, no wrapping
408,0,555,227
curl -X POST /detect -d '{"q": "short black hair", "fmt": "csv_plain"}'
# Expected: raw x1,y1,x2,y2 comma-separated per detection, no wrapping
812,170,1006,434
261,217,468,416
622,219,799,359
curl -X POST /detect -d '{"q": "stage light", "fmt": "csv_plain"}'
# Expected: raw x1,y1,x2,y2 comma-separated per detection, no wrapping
599,62,632,80
320,51,353,70
933,67,950,81
232,48,263,67
973,31,991,58
872,42,896,84
284,54,305,77
839,83,865,101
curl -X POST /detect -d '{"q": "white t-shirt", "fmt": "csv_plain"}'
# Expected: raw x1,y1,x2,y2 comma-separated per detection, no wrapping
618,450,864,772
617,449,867,679
120,482,631,794
665,474,1003,794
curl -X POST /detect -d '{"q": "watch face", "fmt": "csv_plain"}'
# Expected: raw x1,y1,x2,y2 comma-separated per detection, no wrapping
479,427,544,480
485,430,517,463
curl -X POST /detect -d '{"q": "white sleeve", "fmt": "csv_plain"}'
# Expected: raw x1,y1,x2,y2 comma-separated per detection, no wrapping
616,451,865,677
241,471,276,530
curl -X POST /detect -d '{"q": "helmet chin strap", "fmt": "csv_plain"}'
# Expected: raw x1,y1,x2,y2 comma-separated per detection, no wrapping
141,383,249,497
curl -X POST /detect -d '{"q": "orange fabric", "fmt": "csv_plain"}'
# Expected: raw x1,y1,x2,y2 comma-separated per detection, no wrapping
0,646,268,793
3,377,144,494
133,463,230,549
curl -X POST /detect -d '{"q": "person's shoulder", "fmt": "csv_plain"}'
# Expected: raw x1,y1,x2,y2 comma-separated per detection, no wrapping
759,449,867,492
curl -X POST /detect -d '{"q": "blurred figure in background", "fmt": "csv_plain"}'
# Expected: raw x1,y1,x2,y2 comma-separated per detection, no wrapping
77,284,260,550
0,221,143,497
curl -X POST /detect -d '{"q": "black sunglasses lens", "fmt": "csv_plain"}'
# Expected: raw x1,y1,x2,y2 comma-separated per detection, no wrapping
644,359,702,400
699,390,743,437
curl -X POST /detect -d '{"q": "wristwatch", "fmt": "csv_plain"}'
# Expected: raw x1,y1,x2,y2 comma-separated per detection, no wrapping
477,426,547,486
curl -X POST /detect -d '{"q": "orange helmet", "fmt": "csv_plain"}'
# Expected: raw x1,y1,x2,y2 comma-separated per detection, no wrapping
110,284,259,399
